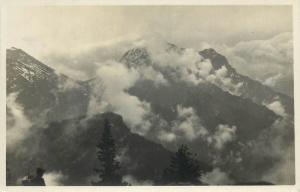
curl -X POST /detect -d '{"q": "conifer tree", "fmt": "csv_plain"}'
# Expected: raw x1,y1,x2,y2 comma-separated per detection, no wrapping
161,144,202,185
92,119,124,185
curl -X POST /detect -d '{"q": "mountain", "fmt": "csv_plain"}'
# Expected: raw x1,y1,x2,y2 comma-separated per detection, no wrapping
120,45,294,183
6,48,212,185
121,45,293,116
6,44,294,185
199,48,293,115
7,47,89,122
129,80,277,141
6,112,212,185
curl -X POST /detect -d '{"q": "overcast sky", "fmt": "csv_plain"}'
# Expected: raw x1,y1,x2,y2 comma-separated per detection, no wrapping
7,6,292,52
7,5,293,96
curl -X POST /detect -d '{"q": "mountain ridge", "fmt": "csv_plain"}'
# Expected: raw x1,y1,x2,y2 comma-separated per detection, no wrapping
6,44,294,185
199,48,293,114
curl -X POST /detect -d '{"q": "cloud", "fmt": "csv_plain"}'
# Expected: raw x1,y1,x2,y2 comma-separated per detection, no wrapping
151,47,212,85
207,66,243,96
41,36,139,80
122,175,153,186
17,172,66,186
64,38,245,142
158,130,177,143
216,32,293,96
6,7,294,186
232,32,292,66
157,106,238,150
8,6,292,61
201,168,234,185
87,60,153,135
6,93,32,149
265,100,287,117
136,65,168,86
263,73,283,88
57,76,81,92
147,44,243,96
208,124,237,150
156,105,208,142
7,6,292,97
174,105,208,141
86,78,107,117
43,171,67,186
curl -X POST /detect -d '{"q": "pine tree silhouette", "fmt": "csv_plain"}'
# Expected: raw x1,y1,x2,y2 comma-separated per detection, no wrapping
92,119,125,186
161,144,203,185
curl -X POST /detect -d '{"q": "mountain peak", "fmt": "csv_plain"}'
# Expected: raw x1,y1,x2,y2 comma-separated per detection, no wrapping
120,47,152,67
200,48,218,56
199,48,236,74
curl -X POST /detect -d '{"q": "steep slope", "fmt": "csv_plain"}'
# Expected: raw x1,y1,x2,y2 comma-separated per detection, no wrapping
199,48,293,115
121,45,293,116
121,46,279,141
6,112,212,185
6,47,89,122
120,45,294,183
129,80,277,141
